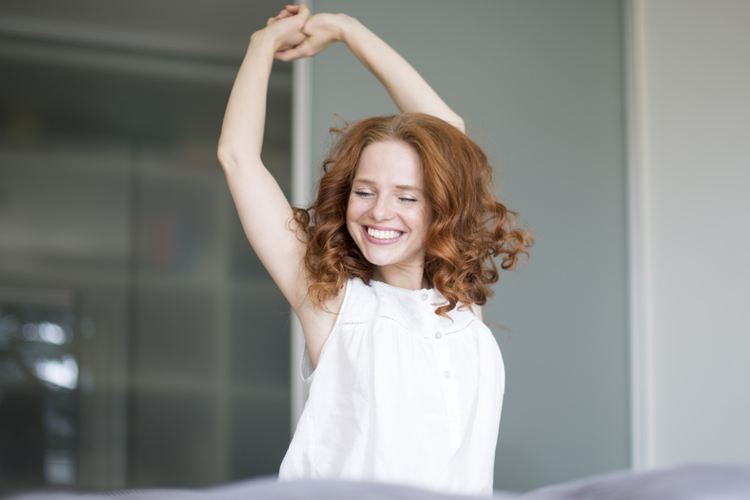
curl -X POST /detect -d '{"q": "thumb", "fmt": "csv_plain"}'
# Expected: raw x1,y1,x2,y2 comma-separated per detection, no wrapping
295,4,311,24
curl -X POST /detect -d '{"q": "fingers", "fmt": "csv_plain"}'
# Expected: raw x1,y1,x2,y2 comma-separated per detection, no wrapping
274,42,311,62
267,4,301,25
274,48,301,62
264,3,312,52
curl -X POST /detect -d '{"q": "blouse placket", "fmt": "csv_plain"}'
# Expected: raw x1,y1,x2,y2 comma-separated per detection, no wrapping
420,292,462,449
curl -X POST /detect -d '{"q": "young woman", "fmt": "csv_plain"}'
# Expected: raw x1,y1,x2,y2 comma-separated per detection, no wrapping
217,5,531,496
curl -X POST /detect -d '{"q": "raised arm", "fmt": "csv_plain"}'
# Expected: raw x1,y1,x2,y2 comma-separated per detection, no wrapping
217,6,311,308
275,8,465,132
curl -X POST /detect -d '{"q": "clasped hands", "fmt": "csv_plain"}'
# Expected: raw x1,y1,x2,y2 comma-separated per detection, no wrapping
262,4,347,62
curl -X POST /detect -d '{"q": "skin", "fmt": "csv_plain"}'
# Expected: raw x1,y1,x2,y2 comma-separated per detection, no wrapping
218,5,465,368
347,141,432,291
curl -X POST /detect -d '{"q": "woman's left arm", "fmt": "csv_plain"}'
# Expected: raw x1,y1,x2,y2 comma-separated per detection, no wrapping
273,7,465,132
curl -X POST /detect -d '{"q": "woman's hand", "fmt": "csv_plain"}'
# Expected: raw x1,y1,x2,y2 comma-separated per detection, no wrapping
270,8,350,62
257,4,310,53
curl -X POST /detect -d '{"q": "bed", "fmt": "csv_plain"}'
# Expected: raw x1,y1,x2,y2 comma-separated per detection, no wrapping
7,464,750,500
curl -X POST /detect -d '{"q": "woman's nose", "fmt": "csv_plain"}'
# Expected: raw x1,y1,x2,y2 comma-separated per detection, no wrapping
369,196,394,221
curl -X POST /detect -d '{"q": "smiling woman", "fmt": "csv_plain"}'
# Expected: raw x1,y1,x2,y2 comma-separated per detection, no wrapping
217,4,532,496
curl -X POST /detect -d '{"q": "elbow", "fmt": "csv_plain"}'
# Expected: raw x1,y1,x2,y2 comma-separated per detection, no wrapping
217,144,261,176
217,142,240,172
438,112,464,133
218,136,260,173
452,115,466,134
216,146,231,169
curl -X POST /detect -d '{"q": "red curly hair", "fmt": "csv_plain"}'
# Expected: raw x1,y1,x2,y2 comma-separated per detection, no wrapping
293,113,532,317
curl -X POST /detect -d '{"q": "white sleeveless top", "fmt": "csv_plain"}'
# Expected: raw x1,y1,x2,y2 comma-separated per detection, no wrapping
278,278,505,496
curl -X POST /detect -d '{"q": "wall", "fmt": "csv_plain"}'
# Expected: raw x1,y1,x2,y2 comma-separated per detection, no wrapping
308,0,629,492
633,0,750,467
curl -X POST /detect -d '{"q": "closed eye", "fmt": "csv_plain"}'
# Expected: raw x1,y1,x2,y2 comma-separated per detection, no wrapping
353,190,374,197
399,197,417,203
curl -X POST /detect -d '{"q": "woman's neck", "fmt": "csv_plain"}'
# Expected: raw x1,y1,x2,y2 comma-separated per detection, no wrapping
372,265,429,290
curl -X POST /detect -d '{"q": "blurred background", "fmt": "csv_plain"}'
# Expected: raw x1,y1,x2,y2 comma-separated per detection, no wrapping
0,0,294,494
1,0,749,497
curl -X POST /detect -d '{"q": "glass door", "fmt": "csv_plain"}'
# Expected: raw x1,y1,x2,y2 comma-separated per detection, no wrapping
0,34,293,494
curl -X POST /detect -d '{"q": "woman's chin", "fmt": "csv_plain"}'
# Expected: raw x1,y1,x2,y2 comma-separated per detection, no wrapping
361,254,392,267
362,251,420,270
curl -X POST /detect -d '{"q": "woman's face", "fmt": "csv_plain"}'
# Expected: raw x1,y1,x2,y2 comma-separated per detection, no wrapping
346,140,432,276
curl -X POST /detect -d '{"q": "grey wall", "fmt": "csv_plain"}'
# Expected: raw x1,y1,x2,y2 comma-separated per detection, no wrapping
636,0,750,467
310,0,628,492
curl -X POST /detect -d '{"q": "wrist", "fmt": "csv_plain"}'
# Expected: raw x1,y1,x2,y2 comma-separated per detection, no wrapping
249,28,281,54
335,13,362,45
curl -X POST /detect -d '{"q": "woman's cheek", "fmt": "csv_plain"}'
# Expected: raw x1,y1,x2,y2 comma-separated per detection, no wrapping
345,220,360,246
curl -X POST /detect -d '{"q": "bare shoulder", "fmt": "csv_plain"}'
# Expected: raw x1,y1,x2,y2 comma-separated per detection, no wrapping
295,280,348,369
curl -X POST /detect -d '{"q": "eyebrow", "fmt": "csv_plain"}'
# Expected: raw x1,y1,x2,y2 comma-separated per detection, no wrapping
353,178,423,192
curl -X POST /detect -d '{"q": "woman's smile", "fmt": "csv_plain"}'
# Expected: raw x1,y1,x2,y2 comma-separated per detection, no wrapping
362,225,405,243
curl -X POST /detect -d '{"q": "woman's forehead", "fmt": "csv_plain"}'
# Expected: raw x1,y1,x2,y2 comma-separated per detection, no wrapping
354,140,423,187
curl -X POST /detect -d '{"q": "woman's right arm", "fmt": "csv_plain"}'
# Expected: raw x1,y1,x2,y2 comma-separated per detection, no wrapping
217,6,310,309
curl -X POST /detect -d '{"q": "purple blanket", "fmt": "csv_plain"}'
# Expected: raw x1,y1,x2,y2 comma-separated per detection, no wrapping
7,464,750,500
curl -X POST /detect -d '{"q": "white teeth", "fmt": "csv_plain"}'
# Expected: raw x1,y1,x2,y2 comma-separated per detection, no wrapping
367,227,401,240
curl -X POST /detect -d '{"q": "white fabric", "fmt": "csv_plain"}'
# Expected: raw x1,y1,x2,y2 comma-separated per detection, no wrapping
278,278,505,496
